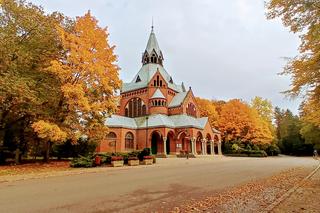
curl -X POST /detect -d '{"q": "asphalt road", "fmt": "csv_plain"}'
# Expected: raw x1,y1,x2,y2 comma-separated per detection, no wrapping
0,156,317,213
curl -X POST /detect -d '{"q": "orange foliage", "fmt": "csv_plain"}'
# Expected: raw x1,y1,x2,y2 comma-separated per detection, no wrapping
195,97,219,128
218,99,273,144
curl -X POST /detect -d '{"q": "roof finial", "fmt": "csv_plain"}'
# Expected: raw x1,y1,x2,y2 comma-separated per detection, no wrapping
151,17,154,32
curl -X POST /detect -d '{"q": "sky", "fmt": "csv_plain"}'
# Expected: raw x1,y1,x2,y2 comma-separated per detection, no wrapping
31,0,302,114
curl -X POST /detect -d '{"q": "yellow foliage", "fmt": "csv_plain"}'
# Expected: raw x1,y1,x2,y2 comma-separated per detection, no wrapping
32,120,67,143
47,11,121,141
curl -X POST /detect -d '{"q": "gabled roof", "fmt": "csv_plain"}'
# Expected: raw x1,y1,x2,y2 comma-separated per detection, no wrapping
121,63,182,93
168,91,188,107
151,88,165,99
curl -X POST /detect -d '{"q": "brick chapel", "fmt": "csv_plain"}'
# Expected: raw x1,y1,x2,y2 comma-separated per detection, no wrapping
97,27,222,157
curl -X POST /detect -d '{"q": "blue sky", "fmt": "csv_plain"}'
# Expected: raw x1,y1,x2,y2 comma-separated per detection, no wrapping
31,0,301,114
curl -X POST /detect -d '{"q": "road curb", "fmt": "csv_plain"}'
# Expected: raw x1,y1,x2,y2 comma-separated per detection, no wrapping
266,160,320,212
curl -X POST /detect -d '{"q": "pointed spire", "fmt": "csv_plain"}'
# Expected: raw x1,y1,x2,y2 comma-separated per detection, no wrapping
142,24,164,65
145,26,161,56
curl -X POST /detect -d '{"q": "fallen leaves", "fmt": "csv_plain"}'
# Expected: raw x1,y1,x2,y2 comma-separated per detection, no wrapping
0,161,71,177
170,167,310,213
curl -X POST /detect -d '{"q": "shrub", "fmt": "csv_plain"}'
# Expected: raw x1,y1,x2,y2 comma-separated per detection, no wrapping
245,144,252,151
70,155,94,168
0,147,13,165
225,153,248,157
97,153,112,164
52,137,97,159
248,150,267,157
232,144,240,151
266,144,281,156
252,144,260,151
138,148,151,161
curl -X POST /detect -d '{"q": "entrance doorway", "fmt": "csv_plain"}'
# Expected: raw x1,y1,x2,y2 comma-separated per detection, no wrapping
166,137,170,154
151,131,161,155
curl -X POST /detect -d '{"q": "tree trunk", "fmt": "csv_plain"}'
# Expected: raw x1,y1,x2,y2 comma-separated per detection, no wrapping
14,148,20,164
43,141,51,163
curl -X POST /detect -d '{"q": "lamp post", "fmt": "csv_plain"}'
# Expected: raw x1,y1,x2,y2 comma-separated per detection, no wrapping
145,116,149,152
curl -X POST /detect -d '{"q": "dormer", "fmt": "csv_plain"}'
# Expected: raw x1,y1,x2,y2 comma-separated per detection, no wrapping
150,69,167,88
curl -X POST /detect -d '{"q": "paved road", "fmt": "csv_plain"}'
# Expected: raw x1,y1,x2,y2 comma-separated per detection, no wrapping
0,156,317,213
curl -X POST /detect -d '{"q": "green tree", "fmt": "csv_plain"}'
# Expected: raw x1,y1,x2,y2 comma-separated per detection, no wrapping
300,122,320,149
275,109,313,155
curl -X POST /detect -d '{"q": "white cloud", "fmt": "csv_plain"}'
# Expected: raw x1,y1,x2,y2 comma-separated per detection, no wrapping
30,0,301,114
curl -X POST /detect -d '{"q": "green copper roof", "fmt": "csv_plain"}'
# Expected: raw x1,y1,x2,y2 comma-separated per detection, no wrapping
145,28,162,56
121,63,183,93
151,88,165,99
168,91,188,107
105,114,208,130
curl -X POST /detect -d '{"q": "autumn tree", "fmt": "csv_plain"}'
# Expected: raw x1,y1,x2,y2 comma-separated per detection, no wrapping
251,96,275,136
0,0,66,162
195,97,219,128
266,0,320,127
218,99,273,144
44,11,121,147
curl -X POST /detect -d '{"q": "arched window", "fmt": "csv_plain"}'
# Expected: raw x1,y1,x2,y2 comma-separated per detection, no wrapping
107,132,117,148
186,103,197,117
125,98,146,118
156,76,159,87
125,132,134,150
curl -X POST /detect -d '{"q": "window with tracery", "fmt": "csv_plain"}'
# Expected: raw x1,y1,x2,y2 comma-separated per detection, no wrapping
125,98,146,118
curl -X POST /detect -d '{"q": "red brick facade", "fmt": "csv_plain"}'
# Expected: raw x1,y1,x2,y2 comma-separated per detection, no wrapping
97,28,222,156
